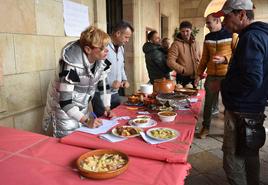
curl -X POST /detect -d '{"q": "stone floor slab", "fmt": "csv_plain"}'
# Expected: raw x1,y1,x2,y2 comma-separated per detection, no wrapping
208,148,223,160
203,169,229,185
189,143,203,155
188,151,222,173
185,174,216,185
193,136,223,150
187,167,200,177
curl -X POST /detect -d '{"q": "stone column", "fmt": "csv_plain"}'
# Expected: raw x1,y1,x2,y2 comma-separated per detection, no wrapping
93,0,107,31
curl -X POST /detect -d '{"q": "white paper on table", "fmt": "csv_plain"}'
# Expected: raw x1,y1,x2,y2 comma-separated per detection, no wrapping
75,119,118,135
189,98,198,103
178,106,191,111
63,0,90,37
111,116,131,121
99,133,127,142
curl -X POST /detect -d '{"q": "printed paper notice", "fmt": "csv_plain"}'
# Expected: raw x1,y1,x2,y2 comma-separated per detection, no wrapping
63,0,90,37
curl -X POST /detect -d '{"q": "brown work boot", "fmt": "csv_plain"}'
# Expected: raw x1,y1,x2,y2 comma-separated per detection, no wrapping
198,127,209,139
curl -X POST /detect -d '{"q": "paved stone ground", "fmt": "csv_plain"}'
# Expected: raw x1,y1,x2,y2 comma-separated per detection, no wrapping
185,98,268,185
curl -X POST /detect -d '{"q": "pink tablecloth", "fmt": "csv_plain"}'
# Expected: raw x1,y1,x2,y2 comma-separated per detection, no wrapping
0,126,191,185
61,90,204,163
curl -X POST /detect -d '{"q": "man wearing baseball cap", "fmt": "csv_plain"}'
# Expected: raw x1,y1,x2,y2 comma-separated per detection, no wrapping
214,0,268,185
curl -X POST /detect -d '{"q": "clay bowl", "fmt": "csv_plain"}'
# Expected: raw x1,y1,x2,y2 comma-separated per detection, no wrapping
153,78,175,94
77,149,129,179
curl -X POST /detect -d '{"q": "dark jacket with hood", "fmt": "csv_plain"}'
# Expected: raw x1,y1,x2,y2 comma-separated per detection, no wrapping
142,42,171,83
221,22,268,113
167,34,201,79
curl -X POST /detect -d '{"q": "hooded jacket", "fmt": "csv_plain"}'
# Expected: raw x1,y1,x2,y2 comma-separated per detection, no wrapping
42,40,110,137
167,34,201,78
142,42,171,83
221,22,268,113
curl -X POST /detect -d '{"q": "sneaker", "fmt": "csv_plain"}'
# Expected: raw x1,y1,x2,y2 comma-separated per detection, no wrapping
198,127,209,139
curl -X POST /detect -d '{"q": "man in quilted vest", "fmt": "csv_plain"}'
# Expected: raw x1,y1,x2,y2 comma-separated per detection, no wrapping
196,13,238,139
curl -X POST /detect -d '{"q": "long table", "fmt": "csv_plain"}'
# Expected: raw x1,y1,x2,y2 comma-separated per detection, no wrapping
61,91,204,163
0,90,204,185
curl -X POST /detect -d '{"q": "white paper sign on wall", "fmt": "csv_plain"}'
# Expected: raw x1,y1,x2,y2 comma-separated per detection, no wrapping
63,0,90,37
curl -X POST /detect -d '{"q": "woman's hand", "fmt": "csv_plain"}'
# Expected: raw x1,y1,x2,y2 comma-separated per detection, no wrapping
80,115,102,128
85,118,103,128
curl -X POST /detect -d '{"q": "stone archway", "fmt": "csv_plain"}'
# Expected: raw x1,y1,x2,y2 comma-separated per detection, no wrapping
203,0,226,37
179,0,220,46
179,0,268,47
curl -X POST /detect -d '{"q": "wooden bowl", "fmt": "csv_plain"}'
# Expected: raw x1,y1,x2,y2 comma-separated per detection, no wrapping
77,149,129,179
153,78,176,93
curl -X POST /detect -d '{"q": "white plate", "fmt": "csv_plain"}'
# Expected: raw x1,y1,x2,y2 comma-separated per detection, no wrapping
146,127,179,141
111,126,142,138
128,119,157,128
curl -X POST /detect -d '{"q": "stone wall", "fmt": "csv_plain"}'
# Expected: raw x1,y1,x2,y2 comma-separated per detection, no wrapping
0,0,104,133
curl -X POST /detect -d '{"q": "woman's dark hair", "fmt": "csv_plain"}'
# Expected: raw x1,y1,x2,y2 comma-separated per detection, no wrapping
179,21,192,30
112,21,134,33
232,10,254,20
147,30,158,41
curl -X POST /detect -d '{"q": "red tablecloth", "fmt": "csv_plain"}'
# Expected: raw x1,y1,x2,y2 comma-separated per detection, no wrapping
61,90,204,163
0,126,191,185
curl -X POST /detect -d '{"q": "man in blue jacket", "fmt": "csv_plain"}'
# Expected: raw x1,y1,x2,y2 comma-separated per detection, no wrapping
214,0,268,184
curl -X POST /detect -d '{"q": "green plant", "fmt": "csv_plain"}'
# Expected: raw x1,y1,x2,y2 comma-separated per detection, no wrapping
172,27,179,39
192,27,200,37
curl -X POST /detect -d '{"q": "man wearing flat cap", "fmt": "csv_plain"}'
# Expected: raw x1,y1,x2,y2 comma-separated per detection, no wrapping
214,0,268,184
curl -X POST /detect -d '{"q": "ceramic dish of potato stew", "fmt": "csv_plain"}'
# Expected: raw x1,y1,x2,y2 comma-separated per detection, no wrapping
146,127,179,141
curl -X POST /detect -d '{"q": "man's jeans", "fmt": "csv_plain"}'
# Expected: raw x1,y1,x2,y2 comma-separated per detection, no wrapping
202,76,224,129
223,110,260,185
92,92,121,117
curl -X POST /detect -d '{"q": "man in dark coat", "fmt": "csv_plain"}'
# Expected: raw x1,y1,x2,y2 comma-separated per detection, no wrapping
142,30,171,84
